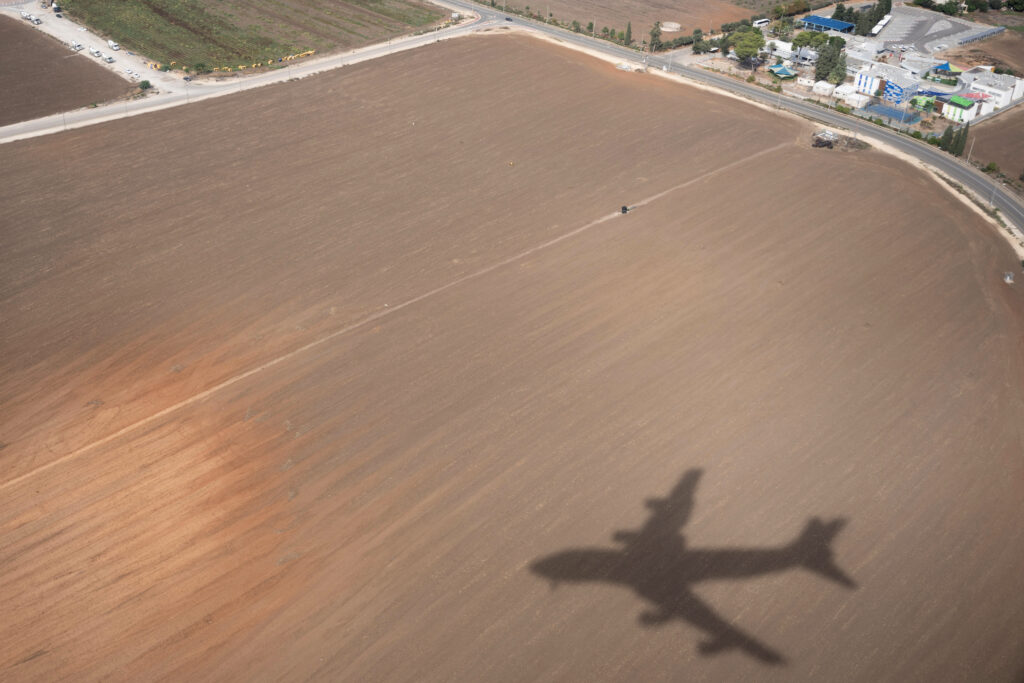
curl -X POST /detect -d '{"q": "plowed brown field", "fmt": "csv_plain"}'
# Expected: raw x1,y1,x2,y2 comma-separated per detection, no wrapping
0,15,132,127
970,103,1024,183
2,33,1023,682
941,29,1024,74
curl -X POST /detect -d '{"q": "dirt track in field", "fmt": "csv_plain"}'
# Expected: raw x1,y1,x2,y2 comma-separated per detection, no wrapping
0,14,131,127
970,103,1024,183
2,33,1023,682
522,0,751,35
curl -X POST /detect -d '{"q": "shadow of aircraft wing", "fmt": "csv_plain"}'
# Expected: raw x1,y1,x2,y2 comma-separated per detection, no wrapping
637,586,785,665
531,546,785,664
614,469,703,545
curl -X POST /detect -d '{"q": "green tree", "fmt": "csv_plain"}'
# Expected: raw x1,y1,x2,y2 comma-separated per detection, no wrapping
856,11,873,35
828,52,848,83
816,41,840,80
950,126,963,155
734,30,766,65
587,21,594,33
650,22,662,51
139,80,152,90
954,122,969,156
692,39,711,54
833,3,848,21
625,22,632,45
571,20,581,32
939,125,954,151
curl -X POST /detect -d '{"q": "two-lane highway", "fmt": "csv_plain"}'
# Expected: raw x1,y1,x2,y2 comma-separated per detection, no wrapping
4,0,1022,238
443,0,1024,239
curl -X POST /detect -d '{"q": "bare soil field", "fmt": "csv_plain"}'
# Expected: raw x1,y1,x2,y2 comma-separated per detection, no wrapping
2,33,1023,682
509,0,752,36
0,15,132,127
970,104,1024,185
941,28,1024,73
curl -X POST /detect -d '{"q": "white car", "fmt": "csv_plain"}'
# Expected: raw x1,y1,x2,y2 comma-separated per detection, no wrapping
103,54,115,63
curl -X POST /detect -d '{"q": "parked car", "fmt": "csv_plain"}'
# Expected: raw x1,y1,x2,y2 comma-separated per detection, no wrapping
103,54,115,63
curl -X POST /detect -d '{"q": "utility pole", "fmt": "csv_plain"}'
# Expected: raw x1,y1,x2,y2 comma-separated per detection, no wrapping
966,137,975,165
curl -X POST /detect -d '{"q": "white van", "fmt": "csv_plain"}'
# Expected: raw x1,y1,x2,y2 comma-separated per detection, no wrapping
107,40,120,50
89,47,101,57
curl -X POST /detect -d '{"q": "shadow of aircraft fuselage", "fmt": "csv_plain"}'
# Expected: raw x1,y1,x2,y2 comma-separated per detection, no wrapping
530,469,856,665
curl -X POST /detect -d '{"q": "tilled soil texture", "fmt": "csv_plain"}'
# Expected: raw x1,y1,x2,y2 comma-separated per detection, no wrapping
970,103,1024,190
2,33,1023,683
512,0,751,36
0,15,132,127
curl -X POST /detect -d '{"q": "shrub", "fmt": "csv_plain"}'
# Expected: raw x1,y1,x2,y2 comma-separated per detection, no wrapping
984,162,1000,173
139,80,152,90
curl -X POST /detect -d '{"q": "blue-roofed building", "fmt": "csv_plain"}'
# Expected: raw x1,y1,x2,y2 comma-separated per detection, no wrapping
800,15,855,33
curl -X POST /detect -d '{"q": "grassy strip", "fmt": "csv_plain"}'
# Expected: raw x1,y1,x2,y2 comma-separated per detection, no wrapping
61,0,442,71
62,0,298,69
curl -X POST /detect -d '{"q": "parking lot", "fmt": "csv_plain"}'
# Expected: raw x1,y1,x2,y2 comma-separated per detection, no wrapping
0,0,186,94
878,5,994,53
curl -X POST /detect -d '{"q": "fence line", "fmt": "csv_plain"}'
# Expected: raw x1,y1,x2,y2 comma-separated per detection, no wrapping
958,26,1004,46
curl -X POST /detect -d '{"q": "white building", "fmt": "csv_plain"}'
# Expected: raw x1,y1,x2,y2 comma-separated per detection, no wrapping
845,93,871,108
765,40,794,60
844,48,876,74
855,63,919,103
813,80,836,96
939,96,981,123
834,83,856,99
898,54,941,78
969,72,1024,109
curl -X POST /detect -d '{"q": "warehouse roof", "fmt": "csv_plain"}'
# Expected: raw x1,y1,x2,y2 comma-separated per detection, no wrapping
800,15,856,32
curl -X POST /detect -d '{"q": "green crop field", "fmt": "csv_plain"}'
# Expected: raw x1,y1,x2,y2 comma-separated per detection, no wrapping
61,0,443,71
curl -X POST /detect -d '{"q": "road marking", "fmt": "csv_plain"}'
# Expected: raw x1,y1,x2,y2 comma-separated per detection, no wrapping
1,142,788,491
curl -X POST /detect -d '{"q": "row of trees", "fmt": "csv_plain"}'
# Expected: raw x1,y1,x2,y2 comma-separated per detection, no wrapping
938,123,970,156
839,0,894,36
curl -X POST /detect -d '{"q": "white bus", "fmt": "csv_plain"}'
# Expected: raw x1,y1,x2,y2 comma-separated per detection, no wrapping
753,18,770,28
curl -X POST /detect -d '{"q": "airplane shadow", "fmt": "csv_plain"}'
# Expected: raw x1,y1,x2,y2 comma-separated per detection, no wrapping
530,469,856,665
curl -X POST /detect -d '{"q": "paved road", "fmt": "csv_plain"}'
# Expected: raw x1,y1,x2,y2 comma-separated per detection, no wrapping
0,0,489,143
3,0,1022,238
443,0,1024,239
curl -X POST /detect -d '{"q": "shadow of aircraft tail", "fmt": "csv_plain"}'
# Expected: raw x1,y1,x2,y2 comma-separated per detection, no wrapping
792,517,857,588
